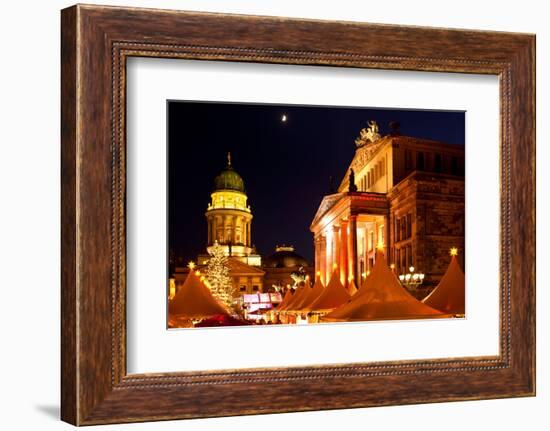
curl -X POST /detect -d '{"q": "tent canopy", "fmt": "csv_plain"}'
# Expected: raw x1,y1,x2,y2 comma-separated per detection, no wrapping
169,269,229,319
276,289,294,310
292,276,325,312
308,269,350,313
286,281,314,312
278,283,307,312
422,254,465,315
323,251,446,322
347,278,358,296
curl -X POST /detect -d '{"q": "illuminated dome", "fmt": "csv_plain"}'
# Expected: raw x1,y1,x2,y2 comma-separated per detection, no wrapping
264,246,309,268
213,152,245,193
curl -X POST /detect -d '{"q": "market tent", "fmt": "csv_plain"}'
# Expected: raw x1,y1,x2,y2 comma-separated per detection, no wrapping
308,269,351,313
422,253,465,315
293,276,325,312
286,279,314,312
278,282,307,312
323,251,446,322
347,278,358,296
168,268,229,320
275,288,294,311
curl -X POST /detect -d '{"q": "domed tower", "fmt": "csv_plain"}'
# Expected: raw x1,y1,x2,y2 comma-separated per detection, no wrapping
204,153,261,266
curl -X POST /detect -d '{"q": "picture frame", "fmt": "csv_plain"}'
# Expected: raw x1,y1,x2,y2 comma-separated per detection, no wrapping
61,4,535,425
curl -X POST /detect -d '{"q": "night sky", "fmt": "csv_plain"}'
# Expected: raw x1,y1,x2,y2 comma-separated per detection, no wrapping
168,101,464,265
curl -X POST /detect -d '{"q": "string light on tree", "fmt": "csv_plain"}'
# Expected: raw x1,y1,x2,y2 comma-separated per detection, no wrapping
204,241,235,311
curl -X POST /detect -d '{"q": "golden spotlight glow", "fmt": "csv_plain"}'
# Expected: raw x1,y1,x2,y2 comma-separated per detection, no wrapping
333,262,338,270
390,263,395,269
316,270,321,276
361,272,366,278
450,247,459,256
188,261,195,270
366,270,371,276
376,242,385,251
195,270,201,276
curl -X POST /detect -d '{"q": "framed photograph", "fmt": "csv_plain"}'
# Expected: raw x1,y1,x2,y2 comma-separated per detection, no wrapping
61,4,535,425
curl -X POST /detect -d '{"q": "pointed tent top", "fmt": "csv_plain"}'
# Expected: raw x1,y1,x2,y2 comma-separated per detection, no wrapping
227,151,232,167
169,269,229,320
308,269,351,312
322,250,445,322
422,254,465,315
276,289,294,310
292,277,325,312
280,283,308,312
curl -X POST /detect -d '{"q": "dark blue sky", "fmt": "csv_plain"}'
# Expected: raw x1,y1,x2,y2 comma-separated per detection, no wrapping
168,101,464,265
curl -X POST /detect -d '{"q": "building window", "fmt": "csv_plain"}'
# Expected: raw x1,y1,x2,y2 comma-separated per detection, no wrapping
394,218,399,241
406,213,412,238
380,158,385,176
434,153,442,173
405,149,413,170
252,285,259,292
416,152,425,171
452,156,460,175
240,285,246,292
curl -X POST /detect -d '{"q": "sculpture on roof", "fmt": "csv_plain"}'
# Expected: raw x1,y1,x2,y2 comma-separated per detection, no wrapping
355,120,381,147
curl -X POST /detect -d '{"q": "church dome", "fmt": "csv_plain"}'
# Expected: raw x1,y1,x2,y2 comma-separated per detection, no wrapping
213,153,245,193
264,246,309,268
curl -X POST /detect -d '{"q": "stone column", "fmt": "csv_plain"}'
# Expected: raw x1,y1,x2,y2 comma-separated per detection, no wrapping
332,226,340,278
222,215,227,244
385,215,391,261
231,215,237,244
247,220,251,247
349,215,358,283
320,235,327,285
340,219,349,287
314,236,320,276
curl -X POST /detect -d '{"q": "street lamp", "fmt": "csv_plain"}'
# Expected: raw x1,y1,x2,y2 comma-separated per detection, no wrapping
399,265,425,288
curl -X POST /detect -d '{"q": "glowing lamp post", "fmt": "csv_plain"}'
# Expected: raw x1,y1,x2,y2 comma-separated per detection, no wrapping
399,265,425,288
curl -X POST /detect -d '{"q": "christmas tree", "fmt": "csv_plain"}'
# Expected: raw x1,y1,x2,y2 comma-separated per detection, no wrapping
205,241,235,311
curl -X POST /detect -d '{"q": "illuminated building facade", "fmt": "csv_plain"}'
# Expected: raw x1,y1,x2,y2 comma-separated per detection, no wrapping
175,153,312,297
311,123,465,294
197,152,261,266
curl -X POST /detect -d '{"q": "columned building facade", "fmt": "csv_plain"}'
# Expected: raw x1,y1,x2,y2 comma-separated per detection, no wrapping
311,125,465,292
